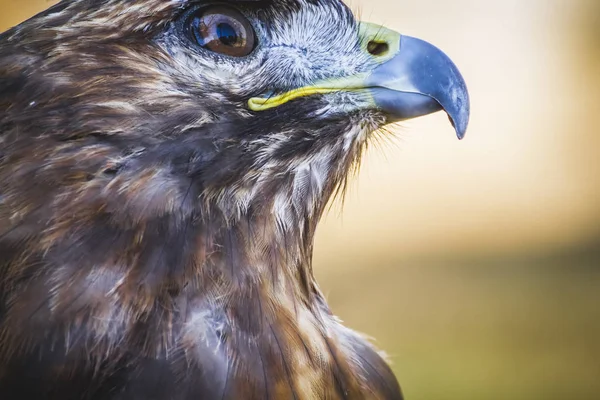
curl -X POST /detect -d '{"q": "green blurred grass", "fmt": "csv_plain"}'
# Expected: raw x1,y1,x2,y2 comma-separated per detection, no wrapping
317,242,600,400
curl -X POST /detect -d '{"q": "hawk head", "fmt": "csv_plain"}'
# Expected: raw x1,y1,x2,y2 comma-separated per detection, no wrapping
0,0,468,227
0,0,469,398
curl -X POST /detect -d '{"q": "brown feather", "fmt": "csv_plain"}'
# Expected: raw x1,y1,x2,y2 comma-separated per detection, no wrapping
0,0,403,398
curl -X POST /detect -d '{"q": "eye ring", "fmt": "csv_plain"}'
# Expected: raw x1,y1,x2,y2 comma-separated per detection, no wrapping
185,6,256,57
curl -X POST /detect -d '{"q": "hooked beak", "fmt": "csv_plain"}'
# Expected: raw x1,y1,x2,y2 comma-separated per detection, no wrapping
249,23,470,139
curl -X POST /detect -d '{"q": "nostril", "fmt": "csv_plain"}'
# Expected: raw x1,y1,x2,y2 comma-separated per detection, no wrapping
367,40,389,57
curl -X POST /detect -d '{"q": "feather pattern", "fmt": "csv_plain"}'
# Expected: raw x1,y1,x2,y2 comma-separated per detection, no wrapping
0,0,403,398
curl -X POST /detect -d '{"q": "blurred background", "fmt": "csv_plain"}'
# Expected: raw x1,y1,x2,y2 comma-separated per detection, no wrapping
1,0,599,399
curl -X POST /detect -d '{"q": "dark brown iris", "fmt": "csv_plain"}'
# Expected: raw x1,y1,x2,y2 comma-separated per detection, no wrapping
189,6,256,57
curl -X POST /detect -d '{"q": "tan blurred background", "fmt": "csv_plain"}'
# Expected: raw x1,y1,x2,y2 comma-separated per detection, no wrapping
2,0,599,399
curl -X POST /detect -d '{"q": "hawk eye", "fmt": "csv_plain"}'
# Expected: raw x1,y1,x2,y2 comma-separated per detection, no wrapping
186,6,256,57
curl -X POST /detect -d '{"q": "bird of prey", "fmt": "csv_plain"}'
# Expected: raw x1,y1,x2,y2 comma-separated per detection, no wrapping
0,0,469,398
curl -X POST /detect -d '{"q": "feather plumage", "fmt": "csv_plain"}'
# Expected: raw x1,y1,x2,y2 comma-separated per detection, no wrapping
0,0,407,398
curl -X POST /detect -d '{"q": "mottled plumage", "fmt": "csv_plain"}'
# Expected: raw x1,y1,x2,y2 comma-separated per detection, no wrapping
0,0,469,399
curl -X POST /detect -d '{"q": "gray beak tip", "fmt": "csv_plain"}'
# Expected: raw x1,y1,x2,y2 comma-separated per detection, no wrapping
454,120,467,140
449,95,470,140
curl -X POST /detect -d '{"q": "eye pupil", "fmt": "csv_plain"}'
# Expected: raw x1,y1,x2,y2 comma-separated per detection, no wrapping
217,23,238,46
